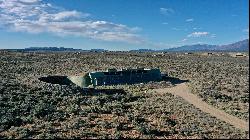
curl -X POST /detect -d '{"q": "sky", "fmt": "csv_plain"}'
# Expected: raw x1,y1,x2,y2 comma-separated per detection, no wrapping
0,0,249,50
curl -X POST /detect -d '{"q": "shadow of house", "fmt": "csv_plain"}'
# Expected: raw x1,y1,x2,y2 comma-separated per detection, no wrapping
38,75,127,95
38,76,73,85
82,88,127,95
162,76,189,85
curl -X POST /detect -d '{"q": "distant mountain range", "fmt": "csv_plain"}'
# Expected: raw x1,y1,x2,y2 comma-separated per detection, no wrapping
129,49,155,52
165,39,249,52
3,39,249,52
24,47,82,51
129,39,249,52
5,47,108,52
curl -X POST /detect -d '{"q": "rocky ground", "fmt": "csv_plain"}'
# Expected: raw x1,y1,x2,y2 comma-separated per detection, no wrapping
0,51,249,139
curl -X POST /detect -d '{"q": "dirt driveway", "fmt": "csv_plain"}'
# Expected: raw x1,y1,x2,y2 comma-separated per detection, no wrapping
154,83,249,131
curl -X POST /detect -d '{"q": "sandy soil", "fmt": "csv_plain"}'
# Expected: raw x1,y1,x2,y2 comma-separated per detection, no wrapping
154,83,249,131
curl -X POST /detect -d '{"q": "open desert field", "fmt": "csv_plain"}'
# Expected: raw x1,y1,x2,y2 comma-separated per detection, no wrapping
0,51,248,139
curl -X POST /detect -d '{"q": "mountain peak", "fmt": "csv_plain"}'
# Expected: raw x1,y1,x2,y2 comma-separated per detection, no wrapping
167,39,249,52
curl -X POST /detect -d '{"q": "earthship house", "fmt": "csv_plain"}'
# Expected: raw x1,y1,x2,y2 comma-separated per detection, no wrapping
68,68,163,88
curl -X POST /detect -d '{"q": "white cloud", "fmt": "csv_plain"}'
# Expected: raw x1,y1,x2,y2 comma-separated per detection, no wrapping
53,11,85,21
19,0,40,3
193,27,202,30
210,34,216,38
196,41,204,44
185,18,194,22
243,28,249,33
0,0,143,43
160,7,174,15
187,32,210,37
181,38,187,42
93,32,143,43
162,22,168,25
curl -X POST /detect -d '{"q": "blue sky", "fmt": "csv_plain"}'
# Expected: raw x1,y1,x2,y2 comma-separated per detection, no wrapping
0,0,249,50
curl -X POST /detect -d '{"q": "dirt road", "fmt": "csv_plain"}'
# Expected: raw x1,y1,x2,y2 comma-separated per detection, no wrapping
154,83,249,131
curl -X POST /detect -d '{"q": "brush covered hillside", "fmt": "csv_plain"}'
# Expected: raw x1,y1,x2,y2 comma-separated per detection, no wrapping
0,51,249,139
167,39,249,52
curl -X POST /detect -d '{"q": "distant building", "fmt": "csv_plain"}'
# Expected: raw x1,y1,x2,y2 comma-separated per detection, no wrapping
200,52,214,56
184,52,193,55
68,68,163,87
207,52,213,55
235,53,246,57
229,52,247,57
